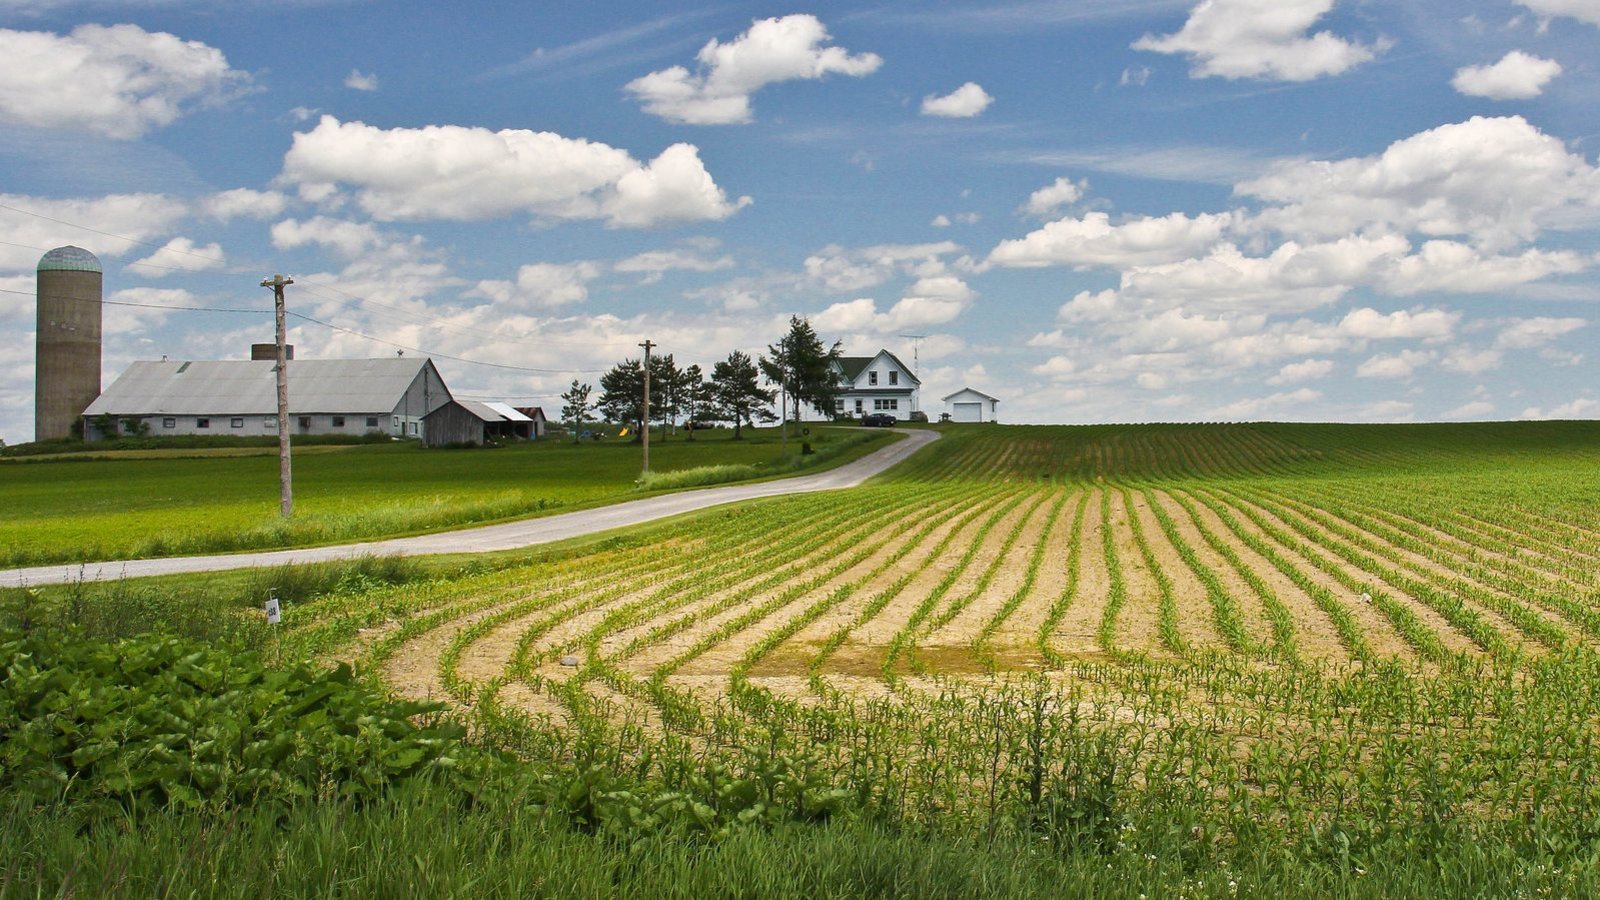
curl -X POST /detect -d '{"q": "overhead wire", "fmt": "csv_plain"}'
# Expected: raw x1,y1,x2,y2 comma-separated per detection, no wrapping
1,201,653,367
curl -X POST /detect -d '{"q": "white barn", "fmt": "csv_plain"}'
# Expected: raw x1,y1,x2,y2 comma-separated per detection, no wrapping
82,357,452,440
942,387,999,423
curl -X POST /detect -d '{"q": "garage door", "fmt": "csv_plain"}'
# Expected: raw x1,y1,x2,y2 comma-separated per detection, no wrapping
952,402,982,422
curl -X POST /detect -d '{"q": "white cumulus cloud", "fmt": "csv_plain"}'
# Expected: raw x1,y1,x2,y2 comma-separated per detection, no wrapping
475,261,603,309
988,211,1233,269
1338,307,1461,340
1516,0,1600,27
1133,0,1380,82
625,14,881,125
280,116,750,227
200,188,288,222
1452,51,1562,100
0,24,247,138
1023,177,1086,217
1239,116,1600,251
129,237,225,277
921,82,993,118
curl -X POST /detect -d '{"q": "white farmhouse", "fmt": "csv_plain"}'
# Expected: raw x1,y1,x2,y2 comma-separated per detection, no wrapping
82,357,452,440
831,350,921,420
942,387,999,423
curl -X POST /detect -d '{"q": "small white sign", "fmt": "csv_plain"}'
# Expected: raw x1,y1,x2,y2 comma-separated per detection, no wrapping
265,596,281,624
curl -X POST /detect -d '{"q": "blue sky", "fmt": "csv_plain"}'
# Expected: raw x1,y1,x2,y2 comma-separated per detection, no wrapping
1,0,1597,443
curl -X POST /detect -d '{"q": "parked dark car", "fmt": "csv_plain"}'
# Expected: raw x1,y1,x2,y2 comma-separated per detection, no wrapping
861,413,896,427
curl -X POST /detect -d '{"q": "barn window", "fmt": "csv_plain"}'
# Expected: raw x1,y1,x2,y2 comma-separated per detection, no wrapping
162,417,175,429
298,416,311,429
393,416,400,428
408,422,418,435
230,417,244,428
366,416,379,427
264,418,275,428
332,416,345,427
196,417,210,429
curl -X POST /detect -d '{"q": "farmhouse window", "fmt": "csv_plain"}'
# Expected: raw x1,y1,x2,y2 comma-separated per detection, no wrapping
835,399,844,410
855,399,863,413
890,371,898,385
869,371,878,385
332,416,346,427
162,417,175,429
230,417,244,428
196,417,210,429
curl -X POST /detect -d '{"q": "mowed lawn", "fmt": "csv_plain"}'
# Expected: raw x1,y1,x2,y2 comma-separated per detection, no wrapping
0,428,876,566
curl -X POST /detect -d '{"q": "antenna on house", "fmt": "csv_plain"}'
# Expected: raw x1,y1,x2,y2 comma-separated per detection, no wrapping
898,334,925,374
898,334,926,416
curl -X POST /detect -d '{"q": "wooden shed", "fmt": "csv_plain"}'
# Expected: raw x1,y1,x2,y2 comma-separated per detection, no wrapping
422,400,534,446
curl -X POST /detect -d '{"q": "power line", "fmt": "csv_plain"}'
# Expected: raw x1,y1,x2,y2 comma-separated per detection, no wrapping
1,201,649,351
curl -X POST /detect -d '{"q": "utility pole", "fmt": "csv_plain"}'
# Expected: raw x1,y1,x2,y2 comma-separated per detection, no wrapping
639,339,655,475
261,274,294,517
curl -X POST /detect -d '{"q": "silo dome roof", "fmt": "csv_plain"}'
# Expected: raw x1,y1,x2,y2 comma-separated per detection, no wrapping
37,245,102,273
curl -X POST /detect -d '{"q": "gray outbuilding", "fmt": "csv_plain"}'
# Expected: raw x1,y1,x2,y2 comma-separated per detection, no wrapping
82,357,452,440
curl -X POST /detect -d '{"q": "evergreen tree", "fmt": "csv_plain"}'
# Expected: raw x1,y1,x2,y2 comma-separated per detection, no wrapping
597,359,645,439
711,350,775,440
760,316,843,433
559,380,593,443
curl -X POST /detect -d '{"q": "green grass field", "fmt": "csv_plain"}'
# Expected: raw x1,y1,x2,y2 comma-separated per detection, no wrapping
0,426,886,566
6,419,1600,898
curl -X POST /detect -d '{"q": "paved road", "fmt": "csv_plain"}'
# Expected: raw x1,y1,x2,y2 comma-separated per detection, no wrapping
0,428,939,588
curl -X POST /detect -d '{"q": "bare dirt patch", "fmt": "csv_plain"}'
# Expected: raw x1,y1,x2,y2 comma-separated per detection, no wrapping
1126,489,1226,652
1046,487,1110,658
924,489,1062,647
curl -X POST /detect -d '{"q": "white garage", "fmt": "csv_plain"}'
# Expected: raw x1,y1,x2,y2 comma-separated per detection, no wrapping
942,387,999,423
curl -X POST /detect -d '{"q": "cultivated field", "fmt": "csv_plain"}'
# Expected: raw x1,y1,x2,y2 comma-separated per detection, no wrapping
11,420,1600,896
262,421,1600,854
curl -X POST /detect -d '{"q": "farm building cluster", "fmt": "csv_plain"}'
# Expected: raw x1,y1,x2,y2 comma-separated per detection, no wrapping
32,245,996,446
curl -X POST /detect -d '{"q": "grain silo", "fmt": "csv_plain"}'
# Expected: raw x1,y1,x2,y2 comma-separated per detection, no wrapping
35,245,103,442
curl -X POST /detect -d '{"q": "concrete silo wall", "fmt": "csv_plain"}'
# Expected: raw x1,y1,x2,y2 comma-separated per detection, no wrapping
35,266,103,441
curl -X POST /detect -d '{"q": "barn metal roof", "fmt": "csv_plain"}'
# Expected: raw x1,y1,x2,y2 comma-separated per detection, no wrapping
83,358,442,416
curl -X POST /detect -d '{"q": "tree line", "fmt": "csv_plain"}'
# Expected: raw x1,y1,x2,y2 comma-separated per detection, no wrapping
559,316,844,441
